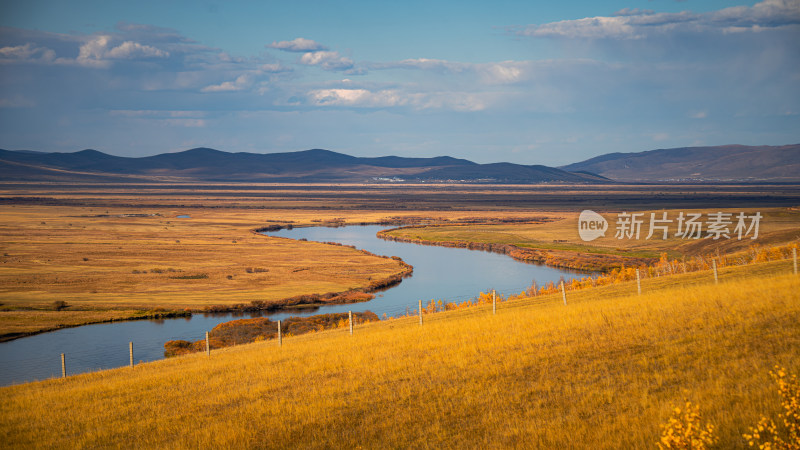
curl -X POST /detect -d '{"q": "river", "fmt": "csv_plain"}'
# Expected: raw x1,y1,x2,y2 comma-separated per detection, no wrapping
0,225,582,386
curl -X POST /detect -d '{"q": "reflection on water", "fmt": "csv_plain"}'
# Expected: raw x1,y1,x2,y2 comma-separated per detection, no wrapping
0,225,585,386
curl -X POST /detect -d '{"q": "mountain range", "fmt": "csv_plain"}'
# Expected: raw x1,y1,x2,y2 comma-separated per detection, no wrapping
1,144,798,184
0,148,609,184
560,144,800,182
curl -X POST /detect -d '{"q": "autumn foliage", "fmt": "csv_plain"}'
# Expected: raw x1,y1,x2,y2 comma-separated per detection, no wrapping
164,311,379,357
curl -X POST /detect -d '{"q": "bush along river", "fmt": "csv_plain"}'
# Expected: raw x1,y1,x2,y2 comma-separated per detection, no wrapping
0,225,585,386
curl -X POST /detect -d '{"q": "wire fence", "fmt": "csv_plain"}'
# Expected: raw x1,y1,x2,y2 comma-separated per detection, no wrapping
2,247,797,386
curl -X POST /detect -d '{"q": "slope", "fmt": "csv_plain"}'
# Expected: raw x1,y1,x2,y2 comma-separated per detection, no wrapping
1,260,797,448
561,144,800,182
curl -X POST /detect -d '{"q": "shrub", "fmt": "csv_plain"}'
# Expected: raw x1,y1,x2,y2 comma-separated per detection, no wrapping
657,401,717,449
52,300,69,311
169,274,208,280
744,366,800,449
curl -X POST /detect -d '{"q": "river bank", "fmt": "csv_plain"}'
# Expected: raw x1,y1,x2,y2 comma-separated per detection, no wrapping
378,225,656,272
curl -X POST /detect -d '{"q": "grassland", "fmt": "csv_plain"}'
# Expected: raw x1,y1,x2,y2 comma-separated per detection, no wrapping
0,259,797,448
382,207,800,271
0,199,553,338
0,205,420,338
1,182,798,339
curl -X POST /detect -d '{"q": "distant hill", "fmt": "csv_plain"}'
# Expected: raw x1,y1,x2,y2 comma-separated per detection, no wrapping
0,148,609,184
560,144,800,182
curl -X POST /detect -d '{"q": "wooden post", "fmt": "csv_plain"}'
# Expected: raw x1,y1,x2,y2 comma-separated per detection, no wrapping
129,342,134,368
205,331,210,356
348,310,353,335
636,269,641,295
492,290,496,315
532,281,537,297
712,260,718,284
418,299,423,326
277,320,282,346
61,353,66,378
560,281,567,306
794,248,797,275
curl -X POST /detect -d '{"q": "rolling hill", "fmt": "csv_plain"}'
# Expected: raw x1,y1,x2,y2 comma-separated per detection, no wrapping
560,144,800,182
0,148,609,184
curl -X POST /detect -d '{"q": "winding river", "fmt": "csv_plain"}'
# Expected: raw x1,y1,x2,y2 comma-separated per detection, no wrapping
0,225,582,386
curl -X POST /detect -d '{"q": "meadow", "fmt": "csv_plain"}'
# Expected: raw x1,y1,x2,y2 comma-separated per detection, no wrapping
382,207,800,269
2,182,798,340
0,204,420,338
0,259,797,448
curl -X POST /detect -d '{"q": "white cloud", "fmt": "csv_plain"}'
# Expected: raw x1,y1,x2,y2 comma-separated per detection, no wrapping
106,41,169,59
306,88,489,111
369,58,531,85
299,51,354,71
201,74,253,92
66,35,169,67
267,38,327,52
72,35,113,67
479,62,526,84
308,88,401,107
260,62,292,73
517,0,800,40
371,58,468,73
0,43,56,63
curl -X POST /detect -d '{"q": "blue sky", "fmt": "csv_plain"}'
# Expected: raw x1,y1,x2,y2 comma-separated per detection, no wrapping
1,0,798,165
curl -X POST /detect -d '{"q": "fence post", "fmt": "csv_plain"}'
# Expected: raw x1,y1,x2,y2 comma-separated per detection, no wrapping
419,300,423,326
277,320,282,346
61,353,66,378
636,269,641,295
712,260,719,284
560,281,567,306
492,289,496,315
205,332,210,356
348,310,353,335
129,342,134,368
794,247,797,275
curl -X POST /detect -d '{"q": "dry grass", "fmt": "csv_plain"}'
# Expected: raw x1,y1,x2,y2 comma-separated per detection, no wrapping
384,207,800,259
0,309,155,341
0,203,555,337
1,260,797,448
0,205,415,311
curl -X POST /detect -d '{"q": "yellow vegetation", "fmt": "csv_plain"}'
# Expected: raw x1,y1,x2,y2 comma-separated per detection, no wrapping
1,260,797,448
744,366,800,449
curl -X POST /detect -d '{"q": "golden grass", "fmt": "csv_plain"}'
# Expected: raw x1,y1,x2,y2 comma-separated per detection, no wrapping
0,203,555,337
0,205,416,311
0,309,156,341
1,260,797,448
384,207,800,259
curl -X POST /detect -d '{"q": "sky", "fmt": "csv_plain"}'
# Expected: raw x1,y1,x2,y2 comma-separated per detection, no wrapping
0,0,798,166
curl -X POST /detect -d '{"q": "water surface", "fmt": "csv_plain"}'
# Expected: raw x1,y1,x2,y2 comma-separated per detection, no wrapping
0,225,581,386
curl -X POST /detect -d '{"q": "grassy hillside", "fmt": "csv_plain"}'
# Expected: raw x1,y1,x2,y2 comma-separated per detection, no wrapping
560,144,800,182
1,260,798,448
